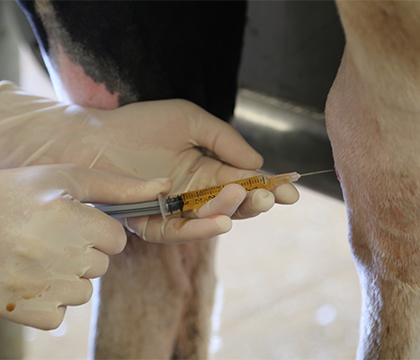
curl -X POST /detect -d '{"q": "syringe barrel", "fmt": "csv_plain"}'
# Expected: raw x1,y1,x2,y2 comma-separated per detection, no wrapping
159,171,299,220
179,174,275,212
96,171,299,221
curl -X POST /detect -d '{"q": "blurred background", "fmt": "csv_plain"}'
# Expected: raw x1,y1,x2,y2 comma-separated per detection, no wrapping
0,1,361,359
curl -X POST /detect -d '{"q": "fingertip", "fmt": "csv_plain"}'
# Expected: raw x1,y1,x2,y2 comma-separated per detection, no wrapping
124,215,151,240
274,184,300,204
83,280,94,303
214,215,232,234
51,306,67,330
149,177,172,195
226,183,247,200
122,217,136,235
223,184,247,217
251,189,275,212
235,147,264,170
252,151,264,170
132,177,172,201
197,113,264,170
40,306,67,331
108,221,128,254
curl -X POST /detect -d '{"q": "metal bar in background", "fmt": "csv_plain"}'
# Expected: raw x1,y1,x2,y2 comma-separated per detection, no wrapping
233,89,342,200
0,1,21,84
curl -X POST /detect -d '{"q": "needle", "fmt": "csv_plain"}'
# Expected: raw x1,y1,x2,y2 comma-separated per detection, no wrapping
300,169,335,177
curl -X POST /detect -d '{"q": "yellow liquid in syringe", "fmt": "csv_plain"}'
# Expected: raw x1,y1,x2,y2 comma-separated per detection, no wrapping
179,172,301,212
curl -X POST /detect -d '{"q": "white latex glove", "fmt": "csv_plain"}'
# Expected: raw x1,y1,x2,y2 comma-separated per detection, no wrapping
0,81,299,243
0,164,171,330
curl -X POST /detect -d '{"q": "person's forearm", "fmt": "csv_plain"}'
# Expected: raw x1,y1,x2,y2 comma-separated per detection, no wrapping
328,2,420,358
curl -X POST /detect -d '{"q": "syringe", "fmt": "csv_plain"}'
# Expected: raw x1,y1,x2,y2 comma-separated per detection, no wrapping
95,169,334,219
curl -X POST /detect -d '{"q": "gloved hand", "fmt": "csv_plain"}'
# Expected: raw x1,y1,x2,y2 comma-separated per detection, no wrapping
0,164,171,330
0,81,299,243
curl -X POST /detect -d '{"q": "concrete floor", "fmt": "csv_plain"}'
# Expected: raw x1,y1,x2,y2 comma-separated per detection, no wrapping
17,42,361,360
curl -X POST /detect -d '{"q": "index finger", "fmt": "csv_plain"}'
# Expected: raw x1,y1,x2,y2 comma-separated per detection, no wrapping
54,165,172,204
187,105,264,170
